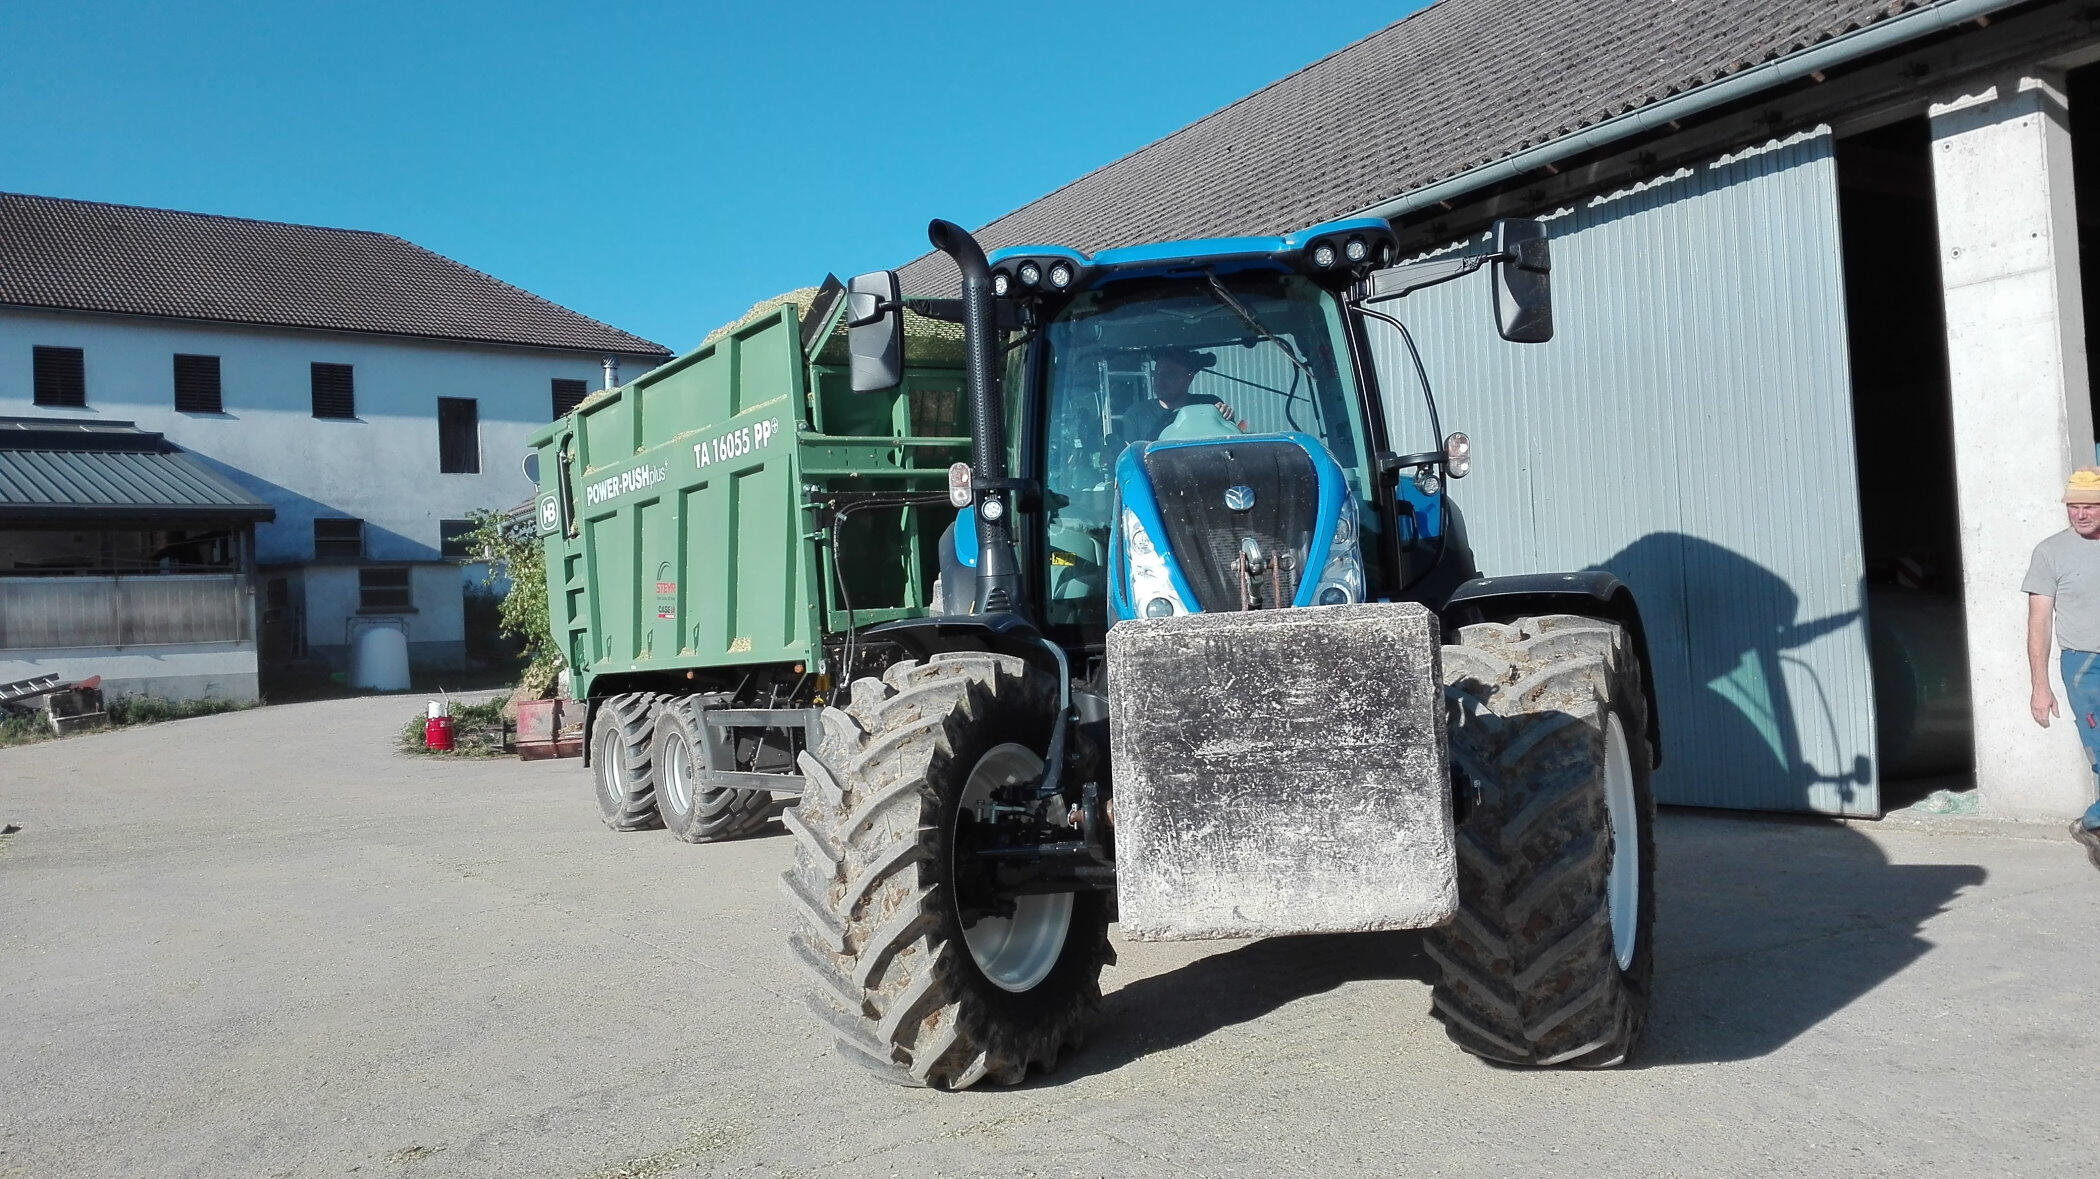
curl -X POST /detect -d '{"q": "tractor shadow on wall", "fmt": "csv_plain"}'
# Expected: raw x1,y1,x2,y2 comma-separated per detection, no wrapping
1061,811,1983,1080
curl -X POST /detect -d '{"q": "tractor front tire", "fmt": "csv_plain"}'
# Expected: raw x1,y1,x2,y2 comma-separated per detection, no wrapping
592,692,667,832
781,652,1110,1089
1427,615,1656,1068
652,695,774,843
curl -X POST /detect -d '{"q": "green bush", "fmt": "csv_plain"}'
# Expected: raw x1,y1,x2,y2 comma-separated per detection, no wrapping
0,711,45,747
462,509,561,698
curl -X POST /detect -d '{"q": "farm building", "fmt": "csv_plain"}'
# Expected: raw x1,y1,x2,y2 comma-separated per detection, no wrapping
0,416,274,701
898,0,2100,821
0,194,668,692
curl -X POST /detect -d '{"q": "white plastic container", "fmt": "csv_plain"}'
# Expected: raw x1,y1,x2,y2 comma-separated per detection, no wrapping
350,623,410,691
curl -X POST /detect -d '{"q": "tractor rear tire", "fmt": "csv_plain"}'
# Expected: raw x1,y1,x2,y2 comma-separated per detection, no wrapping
592,692,666,832
781,652,1110,1089
1427,614,1656,1068
652,695,774,843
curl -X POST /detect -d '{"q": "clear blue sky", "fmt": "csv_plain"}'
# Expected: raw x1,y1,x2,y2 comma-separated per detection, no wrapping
0,2,1423,354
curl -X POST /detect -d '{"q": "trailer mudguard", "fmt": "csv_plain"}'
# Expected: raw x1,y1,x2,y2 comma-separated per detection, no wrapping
1440,571,1663,768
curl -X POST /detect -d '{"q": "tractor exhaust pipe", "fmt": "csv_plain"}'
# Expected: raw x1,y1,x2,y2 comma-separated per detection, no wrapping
928,218,1023,615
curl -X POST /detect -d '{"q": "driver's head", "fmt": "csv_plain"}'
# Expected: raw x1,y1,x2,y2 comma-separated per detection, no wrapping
1152,349,1216,406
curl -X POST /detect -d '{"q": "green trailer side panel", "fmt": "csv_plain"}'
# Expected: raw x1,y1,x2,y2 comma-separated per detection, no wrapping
531,303,977,700
559,308,822,694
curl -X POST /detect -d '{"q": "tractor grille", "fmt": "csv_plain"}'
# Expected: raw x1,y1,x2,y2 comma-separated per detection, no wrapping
1141,440,1318,612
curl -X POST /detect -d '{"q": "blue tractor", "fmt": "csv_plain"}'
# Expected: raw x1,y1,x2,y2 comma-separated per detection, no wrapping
783,214,1662,1087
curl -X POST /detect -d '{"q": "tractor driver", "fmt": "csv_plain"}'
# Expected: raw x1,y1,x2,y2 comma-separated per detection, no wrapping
1150,349,1246,441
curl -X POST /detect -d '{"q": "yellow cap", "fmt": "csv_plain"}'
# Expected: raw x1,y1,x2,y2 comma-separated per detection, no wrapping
2066,467,2100,504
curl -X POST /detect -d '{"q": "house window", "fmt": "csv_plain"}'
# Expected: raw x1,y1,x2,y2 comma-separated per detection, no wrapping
439,518,477,560
358,566,413,612
437,397,479,473
552,378,588,418
313,517,364,560
311,363,355,419
173,354,222,413
33,346,86,407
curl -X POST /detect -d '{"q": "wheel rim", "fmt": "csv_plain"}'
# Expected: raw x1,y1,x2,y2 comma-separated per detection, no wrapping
1602,712,1640,971
594,726,625,802
953,743,1072,993
662,729,694,813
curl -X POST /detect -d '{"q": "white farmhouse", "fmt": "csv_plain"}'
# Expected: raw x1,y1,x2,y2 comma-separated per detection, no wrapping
0,193,668,696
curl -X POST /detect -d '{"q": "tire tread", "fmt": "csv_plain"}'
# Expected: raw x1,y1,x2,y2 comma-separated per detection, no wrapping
1427,616,1655,1069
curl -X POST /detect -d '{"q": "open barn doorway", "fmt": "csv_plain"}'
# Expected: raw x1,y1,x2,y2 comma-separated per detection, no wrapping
1835,115,1975,810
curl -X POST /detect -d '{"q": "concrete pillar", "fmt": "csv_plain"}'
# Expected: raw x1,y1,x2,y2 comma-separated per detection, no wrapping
1931,69,2097,820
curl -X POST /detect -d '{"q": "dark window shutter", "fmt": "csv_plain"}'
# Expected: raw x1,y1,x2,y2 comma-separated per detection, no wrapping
437,397,480,473
173,354,222,413
313,518,364,560
33,346,86,407
439,518,476,559
551,378,588,418
311,363,356,418
358,567,414,612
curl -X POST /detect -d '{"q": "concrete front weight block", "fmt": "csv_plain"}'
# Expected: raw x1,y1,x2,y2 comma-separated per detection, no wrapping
1105,601,1455,941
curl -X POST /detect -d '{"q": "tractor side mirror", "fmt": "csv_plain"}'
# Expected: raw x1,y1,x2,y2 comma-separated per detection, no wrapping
1491,219,1552,343
521,451,541,485
846,270,904,393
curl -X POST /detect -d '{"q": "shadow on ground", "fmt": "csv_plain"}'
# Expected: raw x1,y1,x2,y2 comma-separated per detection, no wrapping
1059,811,1985,1080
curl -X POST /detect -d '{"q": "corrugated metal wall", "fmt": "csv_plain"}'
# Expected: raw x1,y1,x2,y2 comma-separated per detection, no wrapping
0,574,251,649
1377,128,1878,815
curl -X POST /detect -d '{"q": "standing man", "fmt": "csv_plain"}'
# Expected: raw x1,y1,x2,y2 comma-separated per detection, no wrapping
2025,466,2100,867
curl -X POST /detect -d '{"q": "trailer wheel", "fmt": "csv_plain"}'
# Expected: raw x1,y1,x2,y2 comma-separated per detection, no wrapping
781,652,1110,1089
592,692,666,832
1427,615,1656,1068
653,695,774,843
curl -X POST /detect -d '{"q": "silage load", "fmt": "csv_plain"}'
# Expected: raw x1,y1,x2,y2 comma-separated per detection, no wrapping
701,284,967,367
573,281,970,414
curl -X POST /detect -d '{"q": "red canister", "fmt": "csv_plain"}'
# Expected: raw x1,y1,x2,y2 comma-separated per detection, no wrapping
424,702,455,751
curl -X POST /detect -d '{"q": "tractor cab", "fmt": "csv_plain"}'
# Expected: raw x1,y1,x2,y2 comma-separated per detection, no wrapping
848,215,1552,642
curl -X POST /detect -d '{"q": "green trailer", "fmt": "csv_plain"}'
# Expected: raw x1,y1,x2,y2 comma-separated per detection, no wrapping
524,285,974,841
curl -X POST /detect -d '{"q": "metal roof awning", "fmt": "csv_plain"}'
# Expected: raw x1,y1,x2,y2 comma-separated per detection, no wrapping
0,417,276,525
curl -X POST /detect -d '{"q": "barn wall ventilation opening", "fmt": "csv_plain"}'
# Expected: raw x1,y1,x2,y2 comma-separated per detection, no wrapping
1835,115,1975,809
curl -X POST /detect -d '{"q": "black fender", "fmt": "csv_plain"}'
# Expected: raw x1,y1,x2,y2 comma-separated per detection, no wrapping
852,611,1064,683
1437,571,1663,769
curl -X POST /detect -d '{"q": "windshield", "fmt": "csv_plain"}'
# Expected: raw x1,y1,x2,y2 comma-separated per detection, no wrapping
1034,270,1371,628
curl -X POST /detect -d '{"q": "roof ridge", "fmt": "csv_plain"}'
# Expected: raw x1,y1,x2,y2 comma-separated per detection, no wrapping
0,190,391,240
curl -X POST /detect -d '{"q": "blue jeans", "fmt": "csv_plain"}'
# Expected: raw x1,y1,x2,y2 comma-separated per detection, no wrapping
2059,650,2100,830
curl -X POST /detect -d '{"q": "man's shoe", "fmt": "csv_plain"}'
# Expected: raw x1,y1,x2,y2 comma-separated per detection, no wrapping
2071,820,2100,870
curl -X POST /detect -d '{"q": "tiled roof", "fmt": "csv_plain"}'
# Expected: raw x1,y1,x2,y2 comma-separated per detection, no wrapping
899,0,1942,291
0,417,275,522
0,193,668,356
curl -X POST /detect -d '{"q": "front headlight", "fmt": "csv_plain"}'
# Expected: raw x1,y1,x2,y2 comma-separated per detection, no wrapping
1121,507,1190,617
1312,492,1365,606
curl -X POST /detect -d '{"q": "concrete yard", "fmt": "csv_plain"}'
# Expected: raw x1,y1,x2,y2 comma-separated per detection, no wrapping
1,695,2094,1178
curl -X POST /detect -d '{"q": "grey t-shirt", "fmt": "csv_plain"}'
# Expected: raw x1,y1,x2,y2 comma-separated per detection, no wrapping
2023,528,2100,651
